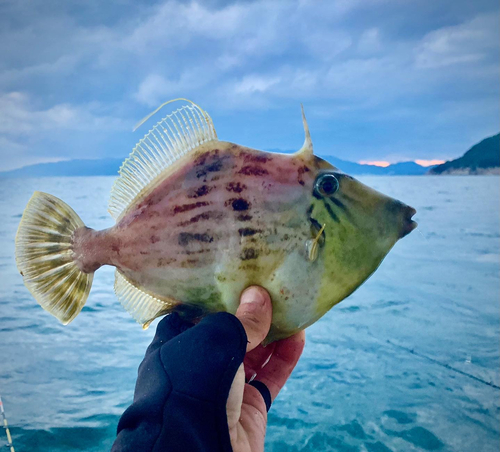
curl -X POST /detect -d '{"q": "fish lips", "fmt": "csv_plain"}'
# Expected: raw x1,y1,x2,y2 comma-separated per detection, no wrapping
400,206,418,238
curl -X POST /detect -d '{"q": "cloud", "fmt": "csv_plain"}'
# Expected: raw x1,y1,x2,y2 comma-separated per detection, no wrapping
0,92,124,135
234,75,281,94
0,91,128,171
415,13,499,69
357,28,382,55
0,0,498,169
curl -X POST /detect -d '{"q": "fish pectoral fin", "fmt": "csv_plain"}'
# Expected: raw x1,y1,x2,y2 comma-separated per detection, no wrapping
114,270,177,329
305,223,326,262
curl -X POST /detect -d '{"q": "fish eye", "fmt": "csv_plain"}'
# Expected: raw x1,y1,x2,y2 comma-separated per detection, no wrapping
314,174,339,197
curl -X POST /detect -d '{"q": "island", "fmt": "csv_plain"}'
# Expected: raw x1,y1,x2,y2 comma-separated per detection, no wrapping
429,133,500,175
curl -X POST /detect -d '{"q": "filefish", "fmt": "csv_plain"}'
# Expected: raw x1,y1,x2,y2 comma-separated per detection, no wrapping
15,100,417,342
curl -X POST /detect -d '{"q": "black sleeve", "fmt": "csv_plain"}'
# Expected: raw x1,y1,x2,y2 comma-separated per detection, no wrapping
111,312,247,452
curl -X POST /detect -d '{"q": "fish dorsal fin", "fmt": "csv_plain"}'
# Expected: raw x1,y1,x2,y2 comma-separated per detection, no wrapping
297,104,313,157
108,101,217,220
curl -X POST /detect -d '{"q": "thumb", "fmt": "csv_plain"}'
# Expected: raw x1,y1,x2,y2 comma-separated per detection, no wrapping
235,286,272,353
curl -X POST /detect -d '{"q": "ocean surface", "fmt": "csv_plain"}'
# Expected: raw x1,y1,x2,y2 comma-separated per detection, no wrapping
0,175,498,452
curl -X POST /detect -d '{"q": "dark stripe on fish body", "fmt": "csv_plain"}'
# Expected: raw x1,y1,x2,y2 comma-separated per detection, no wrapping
341,193,357,204
196,156,226,179
330,197,347,211
182,249,208,255
225,198,251,211
236,214,253,221
329,197,354,222
238,228,262,237
178,232,214,247
173,201,210,215
177,211,224,227
241,152,271,164
226,182,247,193
297,165,310,186
157,257,176,266
181,259,200,268
188,185,213,198
240,248,259,260
323,201,340,222
238,166,269,176
309,217,323,232
194,151,210,166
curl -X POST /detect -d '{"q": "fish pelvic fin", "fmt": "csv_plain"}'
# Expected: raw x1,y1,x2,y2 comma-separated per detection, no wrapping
296,103,313,157
109,100,218,221
114,270,177,329
15,191,93,324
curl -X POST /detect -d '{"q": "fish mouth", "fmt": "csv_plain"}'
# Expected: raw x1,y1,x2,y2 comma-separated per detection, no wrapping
400,206,418,238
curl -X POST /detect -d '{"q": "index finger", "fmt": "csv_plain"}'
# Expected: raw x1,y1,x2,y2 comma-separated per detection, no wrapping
252,330,305,401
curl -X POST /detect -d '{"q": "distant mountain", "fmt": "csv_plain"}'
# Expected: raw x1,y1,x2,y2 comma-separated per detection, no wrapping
0,158,123,178
429,134,500,175
321,155,431,175
0,153,431,178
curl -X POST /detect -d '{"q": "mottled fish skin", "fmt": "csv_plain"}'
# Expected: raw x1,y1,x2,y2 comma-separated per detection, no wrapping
73,141,413,341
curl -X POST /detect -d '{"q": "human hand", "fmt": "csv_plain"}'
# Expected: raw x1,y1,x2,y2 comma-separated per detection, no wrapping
112,286,305,452
227,286,305,452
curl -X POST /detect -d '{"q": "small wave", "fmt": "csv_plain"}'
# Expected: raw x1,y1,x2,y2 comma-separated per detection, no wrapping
465,231,500,238
340,305,361,313
12,423,117,452
374,300,408,309
338,419,368,440
383,409,415,424
383,426,444,450
365,441,393,452
268,413,316,430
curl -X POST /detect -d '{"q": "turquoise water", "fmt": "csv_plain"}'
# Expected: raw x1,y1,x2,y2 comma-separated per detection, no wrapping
0,176,498,451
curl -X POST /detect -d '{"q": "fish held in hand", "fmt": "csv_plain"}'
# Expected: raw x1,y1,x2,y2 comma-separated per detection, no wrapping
15,100,417,342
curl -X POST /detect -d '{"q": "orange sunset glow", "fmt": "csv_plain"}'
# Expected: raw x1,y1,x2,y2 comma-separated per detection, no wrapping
414,159,446,167
358,160,391,167
359,159,446,167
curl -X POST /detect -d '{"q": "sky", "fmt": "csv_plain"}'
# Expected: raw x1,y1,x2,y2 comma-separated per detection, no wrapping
0,0,498,171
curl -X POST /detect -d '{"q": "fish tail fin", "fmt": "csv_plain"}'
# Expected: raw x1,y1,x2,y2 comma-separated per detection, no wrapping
15,191,93,324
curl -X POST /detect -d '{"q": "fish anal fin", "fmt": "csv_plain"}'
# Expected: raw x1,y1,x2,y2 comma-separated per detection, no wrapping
114,270,177,328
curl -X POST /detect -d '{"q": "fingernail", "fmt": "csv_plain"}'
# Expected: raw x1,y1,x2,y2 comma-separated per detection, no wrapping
241,286,265,306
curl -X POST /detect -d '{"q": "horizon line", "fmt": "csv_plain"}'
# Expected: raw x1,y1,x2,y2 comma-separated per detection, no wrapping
1,155,447,173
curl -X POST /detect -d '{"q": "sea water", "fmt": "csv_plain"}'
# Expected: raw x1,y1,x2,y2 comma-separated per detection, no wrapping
0,176,498,452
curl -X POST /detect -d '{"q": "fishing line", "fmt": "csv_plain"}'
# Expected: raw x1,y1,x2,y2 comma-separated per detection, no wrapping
0,396,15,452
386,339,500,390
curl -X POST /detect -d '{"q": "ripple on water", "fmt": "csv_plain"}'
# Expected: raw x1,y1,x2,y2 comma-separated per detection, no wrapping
383,409,416,424
13,424,117,452
301,432,358,452
364,441,393,452
383,426,444,450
